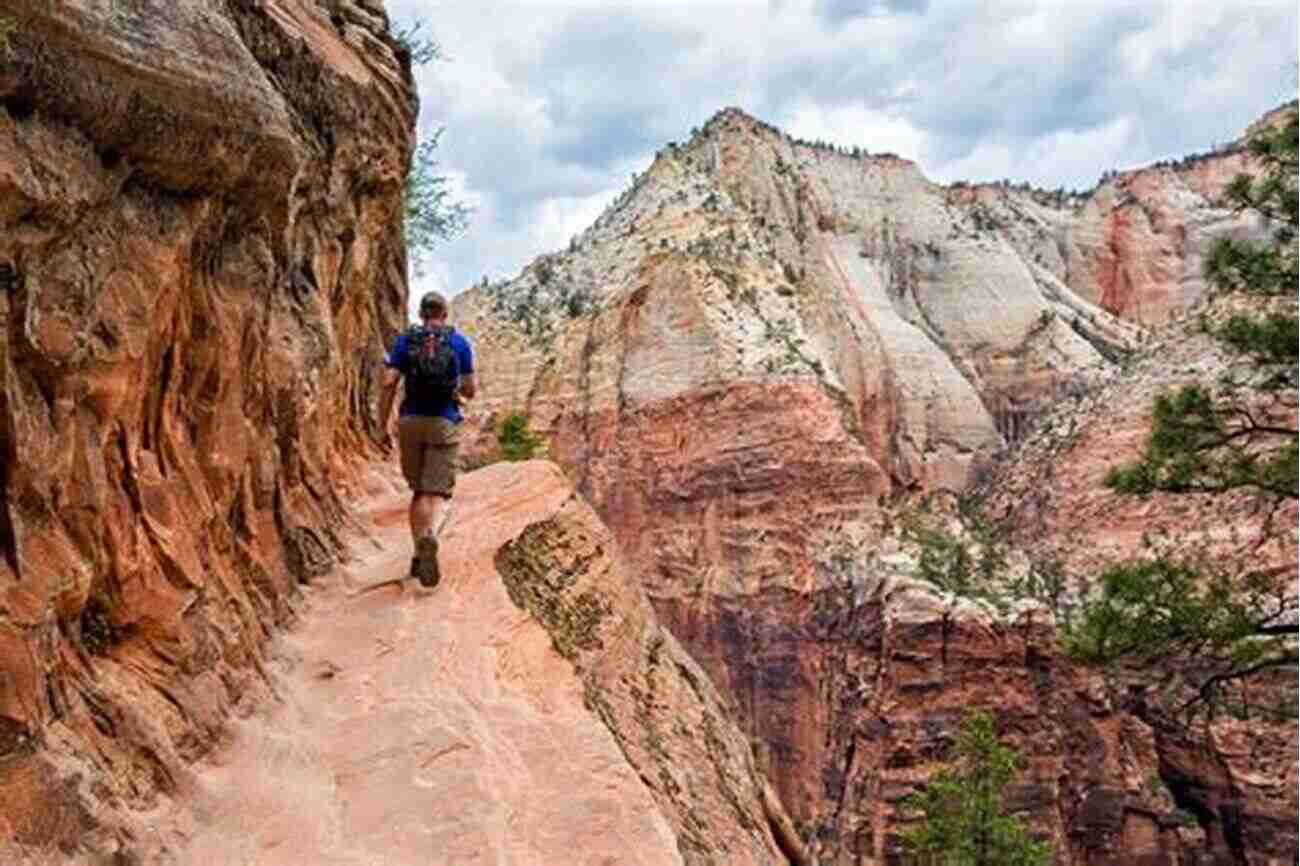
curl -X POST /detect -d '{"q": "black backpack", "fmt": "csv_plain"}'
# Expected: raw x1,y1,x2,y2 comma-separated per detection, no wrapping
403,324,460,403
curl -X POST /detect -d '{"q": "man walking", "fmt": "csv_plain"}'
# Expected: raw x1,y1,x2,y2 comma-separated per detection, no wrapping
379,291,476,587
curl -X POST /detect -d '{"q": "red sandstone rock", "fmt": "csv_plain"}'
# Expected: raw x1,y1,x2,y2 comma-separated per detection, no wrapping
0,1,413,858
974,311,1297,866
1,7,1289,860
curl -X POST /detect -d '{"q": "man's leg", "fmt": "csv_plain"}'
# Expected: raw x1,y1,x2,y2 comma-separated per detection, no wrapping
400,418,440,584
410,492,437,540
409,417,458,588
427,419,459,539
430,495,452,538
409,492,442,586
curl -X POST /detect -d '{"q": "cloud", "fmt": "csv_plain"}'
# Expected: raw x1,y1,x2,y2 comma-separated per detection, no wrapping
929,116,1138,191
781,102,929,160
382,0,1297,303
814,0,930,27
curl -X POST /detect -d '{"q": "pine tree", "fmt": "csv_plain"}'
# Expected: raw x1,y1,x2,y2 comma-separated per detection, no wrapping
900,711,1052,866
390,19,470,278
497,413,542,461
1106,107,1297,499
1069,105,1299,718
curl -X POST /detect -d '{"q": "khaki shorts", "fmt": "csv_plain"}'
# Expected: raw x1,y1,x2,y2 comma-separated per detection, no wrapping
398,415,460,497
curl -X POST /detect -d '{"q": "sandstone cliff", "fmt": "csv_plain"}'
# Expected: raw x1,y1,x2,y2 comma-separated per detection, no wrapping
452,106,1294,864
0,1,412,857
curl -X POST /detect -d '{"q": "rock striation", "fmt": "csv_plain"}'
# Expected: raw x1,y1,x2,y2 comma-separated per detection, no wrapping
0,1,411,858
452,105,1295,864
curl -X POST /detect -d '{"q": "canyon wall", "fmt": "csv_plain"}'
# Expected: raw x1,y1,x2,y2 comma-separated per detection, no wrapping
0,1,411,858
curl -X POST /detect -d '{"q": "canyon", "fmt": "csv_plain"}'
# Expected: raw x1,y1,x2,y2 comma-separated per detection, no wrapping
453,105,1297,863
0,1,1293,863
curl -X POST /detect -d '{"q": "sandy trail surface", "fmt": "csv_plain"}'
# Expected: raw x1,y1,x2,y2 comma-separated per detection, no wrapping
163,463,678,866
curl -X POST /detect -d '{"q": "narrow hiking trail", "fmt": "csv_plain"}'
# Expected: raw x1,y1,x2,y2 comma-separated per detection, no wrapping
160,462,680,866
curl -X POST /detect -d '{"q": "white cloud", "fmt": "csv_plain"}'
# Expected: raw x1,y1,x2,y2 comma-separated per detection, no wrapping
383,0,1297,300
528,187,623,254
929,116,1137,191
782,103,930,161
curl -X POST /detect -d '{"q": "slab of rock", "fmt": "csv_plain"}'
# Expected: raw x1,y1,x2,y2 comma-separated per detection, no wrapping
973,308,1298,866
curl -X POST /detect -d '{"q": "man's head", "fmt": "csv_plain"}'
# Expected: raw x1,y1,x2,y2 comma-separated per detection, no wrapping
419,290,448,324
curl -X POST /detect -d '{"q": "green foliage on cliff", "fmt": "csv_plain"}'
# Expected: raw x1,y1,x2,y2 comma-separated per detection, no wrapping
484,264,596,350
405,128,470,277
1064,558,1296,719
899,508,1074,625
900,711,1052,866
390,19,442,66
1075,106,1299,718
1105,108,1298,501
1103,384,1298,499
903,513,1006,600
388,17,470,278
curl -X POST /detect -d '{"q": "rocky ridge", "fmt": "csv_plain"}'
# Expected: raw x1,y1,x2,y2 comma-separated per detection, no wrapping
969,296,1298,866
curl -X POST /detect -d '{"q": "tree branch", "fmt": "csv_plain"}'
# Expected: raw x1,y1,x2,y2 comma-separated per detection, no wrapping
1178,653,1299,715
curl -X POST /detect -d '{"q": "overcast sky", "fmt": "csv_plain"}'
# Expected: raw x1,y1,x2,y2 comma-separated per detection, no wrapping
383,0,1297,307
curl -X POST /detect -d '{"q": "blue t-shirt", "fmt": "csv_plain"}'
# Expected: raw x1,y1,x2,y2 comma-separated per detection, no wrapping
385,327,474,423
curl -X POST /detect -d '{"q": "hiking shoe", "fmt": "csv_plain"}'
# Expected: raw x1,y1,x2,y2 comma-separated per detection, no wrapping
414,535,441,588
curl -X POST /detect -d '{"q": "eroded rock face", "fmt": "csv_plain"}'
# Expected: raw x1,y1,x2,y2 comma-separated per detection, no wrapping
0,1,411,857
659,572,1296,866
974,315,1298,866
452,106,1266,608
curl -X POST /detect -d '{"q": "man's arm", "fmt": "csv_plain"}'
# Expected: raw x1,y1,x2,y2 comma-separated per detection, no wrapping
377,367,402,446
456,335,477,402
458,372,477,401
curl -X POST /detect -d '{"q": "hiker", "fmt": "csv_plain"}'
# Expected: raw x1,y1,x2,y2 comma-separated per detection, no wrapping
378,290,476,587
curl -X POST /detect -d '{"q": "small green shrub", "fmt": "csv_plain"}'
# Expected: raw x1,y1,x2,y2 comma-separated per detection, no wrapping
900,511,1009,611
0,18,14,59
497,412,542,462
900,711,1053,866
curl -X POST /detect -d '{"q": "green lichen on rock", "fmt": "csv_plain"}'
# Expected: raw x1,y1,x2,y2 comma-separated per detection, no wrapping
494,517,610,661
